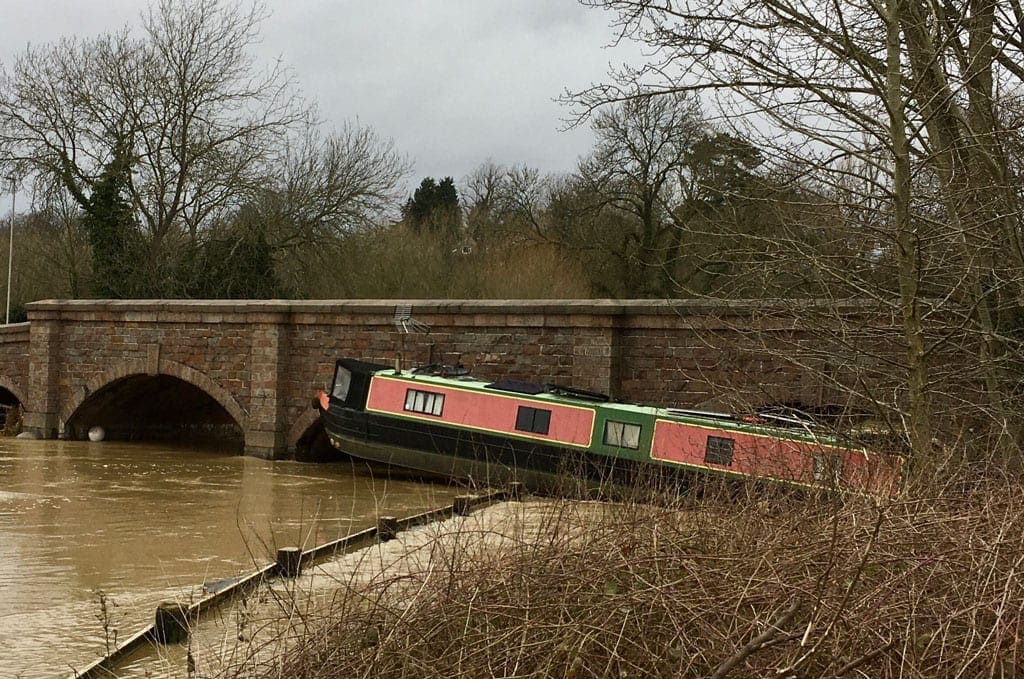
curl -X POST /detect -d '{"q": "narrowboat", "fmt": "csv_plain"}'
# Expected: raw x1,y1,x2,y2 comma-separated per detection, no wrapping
314,359,904,495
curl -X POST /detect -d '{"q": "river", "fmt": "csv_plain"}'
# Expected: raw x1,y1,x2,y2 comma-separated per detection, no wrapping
0,438,455,678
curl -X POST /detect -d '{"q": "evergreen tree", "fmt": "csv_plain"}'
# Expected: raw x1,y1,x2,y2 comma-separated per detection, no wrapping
82,147,141,298
402,176,460,235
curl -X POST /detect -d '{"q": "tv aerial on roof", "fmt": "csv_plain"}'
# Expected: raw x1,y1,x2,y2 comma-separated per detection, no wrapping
392,304,430,374
393,304,430,334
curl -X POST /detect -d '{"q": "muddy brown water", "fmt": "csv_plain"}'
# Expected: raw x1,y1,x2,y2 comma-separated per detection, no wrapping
0,438,455,678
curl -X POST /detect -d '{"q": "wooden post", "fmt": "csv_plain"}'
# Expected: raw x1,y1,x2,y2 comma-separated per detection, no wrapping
153,602,189,644
453,495,473,516
276,547,302,577
378,516,399,541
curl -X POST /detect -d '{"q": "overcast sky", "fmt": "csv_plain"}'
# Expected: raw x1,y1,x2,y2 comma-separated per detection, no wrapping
0,0,641,195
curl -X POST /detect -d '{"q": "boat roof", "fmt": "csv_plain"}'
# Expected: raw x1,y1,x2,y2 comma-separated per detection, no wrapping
338,357,394,374
375,369,838,443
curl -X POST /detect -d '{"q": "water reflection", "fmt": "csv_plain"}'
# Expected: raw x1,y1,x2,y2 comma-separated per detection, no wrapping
0,438,454,678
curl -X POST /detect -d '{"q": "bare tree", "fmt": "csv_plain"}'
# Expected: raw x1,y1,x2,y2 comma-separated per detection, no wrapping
577,92,706,296
0,0,410,298
573,0,1024,459
562,94,780,298
2,1,302,240
27,177,93,298
260,124,410,248
461,162,557,247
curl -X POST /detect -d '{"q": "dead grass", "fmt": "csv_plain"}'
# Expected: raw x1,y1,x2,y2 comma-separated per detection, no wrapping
210,476,1024,679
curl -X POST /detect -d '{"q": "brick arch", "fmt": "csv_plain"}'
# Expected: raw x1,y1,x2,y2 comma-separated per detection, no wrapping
59,359,249,435
286,406,321,452
0,375,27,405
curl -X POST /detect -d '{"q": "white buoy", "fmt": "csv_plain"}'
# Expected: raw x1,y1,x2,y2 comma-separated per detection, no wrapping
88,426,106,442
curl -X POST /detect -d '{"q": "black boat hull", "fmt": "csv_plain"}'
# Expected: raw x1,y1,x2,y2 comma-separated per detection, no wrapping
320,404,682,494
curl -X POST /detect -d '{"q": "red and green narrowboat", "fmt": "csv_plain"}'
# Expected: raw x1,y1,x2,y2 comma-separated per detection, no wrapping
314,359,904,495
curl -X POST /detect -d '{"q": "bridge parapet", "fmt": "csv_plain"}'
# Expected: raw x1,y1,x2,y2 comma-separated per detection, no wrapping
11,299,891,458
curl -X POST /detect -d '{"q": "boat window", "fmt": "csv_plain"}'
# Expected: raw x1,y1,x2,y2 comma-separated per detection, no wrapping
704,435,735,466
813,454,844,485
404,388,445,416
332,366,353,401
604,420,641,449
515,406,551,435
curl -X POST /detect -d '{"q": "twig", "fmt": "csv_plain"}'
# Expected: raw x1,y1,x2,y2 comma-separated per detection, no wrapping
827,639,895,678
710,600,802,679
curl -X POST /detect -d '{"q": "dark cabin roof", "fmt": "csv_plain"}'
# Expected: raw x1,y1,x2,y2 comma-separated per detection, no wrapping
338,358,393,375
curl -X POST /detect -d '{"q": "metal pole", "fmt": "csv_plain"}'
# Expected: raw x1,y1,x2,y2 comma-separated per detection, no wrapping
5,175,12,325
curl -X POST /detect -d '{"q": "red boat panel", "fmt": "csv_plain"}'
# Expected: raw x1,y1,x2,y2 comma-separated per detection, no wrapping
651,419,902,494
366,376,595,447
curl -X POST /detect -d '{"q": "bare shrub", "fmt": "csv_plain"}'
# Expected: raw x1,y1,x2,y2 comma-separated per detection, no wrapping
213,476,1022,679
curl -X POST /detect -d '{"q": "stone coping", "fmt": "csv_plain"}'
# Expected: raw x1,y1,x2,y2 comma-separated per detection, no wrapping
0,322,29,338
24,298,886,319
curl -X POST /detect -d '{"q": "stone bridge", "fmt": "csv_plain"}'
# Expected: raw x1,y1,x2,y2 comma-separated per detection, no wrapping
0,299,886,459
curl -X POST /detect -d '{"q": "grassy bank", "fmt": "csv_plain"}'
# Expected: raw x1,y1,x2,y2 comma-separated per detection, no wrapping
200,473,1024,679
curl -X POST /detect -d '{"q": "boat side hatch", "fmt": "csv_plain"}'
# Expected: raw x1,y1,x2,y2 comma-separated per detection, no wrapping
515,406,551,435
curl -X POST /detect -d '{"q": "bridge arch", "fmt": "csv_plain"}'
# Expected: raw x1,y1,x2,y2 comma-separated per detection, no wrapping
286,406,345,461
0,374,26,432
0,375,26,407
60,359,249,448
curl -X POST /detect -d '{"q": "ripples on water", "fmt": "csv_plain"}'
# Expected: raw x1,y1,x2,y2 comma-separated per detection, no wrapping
0,438,454,678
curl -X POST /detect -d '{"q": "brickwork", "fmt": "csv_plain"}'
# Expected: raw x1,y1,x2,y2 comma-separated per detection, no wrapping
9,299,889,459
0,322,30,403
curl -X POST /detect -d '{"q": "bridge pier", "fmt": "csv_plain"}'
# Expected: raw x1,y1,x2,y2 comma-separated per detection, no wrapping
243,431,287,460
23,314,61,439
244,314,290,460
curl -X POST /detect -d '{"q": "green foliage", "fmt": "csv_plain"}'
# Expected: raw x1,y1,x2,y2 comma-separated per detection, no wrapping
686,133,763,200
7,304,27,323
402,177,460,236
81,148,145,298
